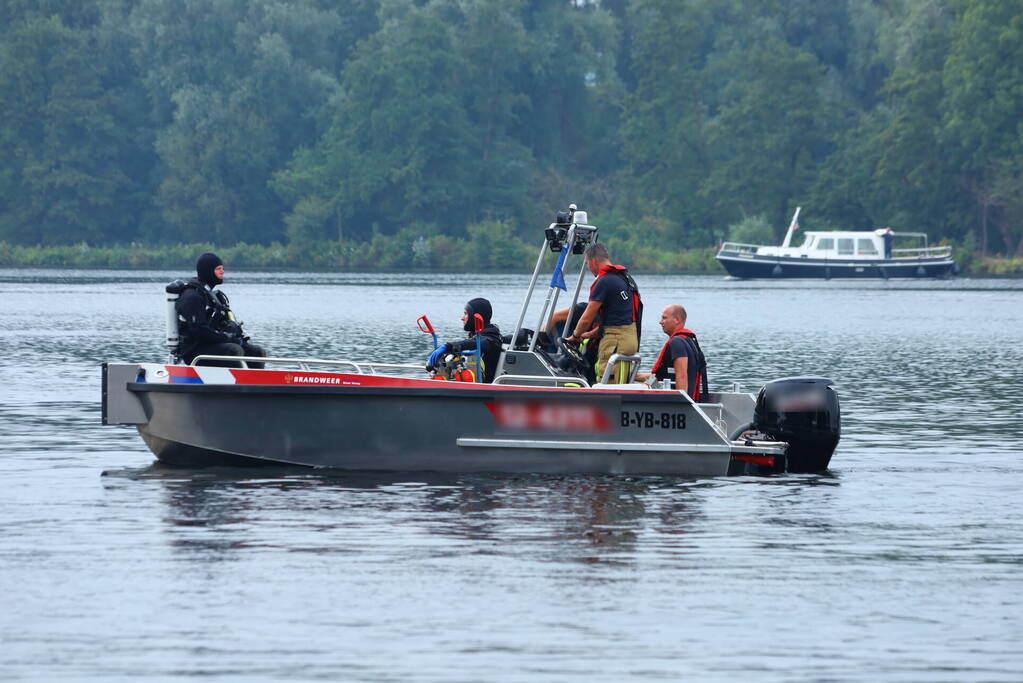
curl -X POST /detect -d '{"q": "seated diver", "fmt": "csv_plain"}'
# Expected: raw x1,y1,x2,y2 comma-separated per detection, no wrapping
175,252,267,368
635,304,708,399
426,298,502,383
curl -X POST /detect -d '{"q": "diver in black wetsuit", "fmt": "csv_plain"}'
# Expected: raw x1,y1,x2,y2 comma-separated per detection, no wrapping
427,297,502,383
175,253,266,368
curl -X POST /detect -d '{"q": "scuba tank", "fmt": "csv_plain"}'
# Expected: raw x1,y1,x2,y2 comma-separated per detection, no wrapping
165,280,188,362
164,279,246,363
429,350,476,382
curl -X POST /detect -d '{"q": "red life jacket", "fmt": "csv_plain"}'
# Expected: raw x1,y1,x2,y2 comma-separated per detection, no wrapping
651,328,707,400
589,264,644,341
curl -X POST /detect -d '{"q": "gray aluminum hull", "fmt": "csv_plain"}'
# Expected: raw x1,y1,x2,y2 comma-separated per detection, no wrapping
105,365,780,476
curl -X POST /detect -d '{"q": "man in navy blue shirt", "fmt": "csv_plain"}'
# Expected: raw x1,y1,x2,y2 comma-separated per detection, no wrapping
636,304,708,399
881,226,894,259
563,244,642,383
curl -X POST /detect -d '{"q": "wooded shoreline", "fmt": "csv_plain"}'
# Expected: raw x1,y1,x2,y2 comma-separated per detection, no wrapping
3,2,1021,259
3,240,1019,276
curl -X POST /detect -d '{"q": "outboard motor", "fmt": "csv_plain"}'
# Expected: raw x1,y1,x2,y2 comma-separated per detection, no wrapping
753,377,840,473
165,280,188,362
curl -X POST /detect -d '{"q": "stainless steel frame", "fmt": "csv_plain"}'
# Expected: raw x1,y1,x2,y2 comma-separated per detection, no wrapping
189,355,423,374
497,211,598,379
597,353,642,384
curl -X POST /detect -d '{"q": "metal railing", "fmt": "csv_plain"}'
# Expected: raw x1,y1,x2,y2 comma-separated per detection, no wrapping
360,362,427,374
189,355,422,374
891,245,953,259
597,354,642,385
185,353,655,390
188,354,601,389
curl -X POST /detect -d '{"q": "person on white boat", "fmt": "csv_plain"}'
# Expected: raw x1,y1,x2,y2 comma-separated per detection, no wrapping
881,226,894,259
635,305,708,400
175,253,266,368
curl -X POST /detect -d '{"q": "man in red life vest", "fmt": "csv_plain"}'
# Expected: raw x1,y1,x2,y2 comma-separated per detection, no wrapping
563,243,642,383
635,304,708,399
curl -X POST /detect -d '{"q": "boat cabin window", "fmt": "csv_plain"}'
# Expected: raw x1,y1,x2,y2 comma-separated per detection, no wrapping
816,238,834,251
837,238,854,255
857,238,878,255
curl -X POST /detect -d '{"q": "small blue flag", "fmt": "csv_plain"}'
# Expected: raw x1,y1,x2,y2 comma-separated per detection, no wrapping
549,249,568,290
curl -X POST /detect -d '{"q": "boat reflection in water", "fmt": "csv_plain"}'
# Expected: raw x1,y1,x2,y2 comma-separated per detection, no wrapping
125,465,841,571
127,466,712,564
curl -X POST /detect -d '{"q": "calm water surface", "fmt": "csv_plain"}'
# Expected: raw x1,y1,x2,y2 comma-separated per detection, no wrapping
1,269,1022,681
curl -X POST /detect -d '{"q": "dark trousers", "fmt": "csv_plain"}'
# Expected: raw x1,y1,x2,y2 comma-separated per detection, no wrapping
186,342,267,369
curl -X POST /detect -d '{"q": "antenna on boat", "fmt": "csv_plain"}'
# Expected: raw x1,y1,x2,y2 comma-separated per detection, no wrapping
780,206,802,248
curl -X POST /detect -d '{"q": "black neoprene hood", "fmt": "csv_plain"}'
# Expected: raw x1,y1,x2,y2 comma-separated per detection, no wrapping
464,297,493,331
196,253,223,287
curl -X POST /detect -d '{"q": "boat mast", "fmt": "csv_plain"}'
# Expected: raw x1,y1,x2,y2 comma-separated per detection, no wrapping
497,241,549,378
528,208,596,352
780,206,802,248
495,205,596,378
560,249,590,342
528,223,576,353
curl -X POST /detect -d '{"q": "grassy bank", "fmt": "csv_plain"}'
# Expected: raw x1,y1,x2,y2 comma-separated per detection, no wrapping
970,256,1023,276
0,239,1018,275
0,238,721,274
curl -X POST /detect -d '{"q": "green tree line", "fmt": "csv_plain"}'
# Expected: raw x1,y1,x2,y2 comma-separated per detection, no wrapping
1,0,1021,259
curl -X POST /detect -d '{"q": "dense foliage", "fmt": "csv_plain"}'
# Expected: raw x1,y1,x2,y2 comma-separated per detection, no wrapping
1,0,1021,260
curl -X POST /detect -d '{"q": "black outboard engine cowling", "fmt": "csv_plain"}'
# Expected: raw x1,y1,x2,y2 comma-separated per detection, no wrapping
753,377,840,473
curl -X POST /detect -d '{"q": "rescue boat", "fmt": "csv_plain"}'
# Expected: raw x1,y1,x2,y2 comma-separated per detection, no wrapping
102,206,841,476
